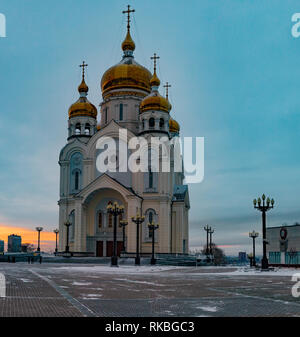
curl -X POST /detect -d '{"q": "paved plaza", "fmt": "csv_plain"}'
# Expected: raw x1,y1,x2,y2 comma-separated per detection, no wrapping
0,263,299,317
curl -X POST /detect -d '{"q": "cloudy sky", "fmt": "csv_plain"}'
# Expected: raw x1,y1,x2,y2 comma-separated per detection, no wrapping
0,0,300,254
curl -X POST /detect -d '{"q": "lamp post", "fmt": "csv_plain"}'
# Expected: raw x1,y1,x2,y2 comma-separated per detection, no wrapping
119,220,128,253
53,229,59,255
36,227,43,253
148,222,159,265
107,202,125,266
131,213,145,265
249,230,259,267
64,221,71,253
253,194,274,270
209,228,214,255
204,225,211,258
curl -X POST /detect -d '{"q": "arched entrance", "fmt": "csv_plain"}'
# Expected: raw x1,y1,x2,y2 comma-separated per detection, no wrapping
83,188,127,257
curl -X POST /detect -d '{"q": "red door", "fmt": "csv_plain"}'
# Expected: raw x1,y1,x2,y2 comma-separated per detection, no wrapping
96,241,103,257
106,241,123,257
106,241,113,257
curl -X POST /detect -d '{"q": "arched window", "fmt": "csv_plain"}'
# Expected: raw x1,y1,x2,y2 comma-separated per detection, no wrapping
149,211,154,238
159,118,164,129
75,123,81,135
149,118,155,128
142,119,145,129
119,104,123,121
70,153,83,194
84,123,90,135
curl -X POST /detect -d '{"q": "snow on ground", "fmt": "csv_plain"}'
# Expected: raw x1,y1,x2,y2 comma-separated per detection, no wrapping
193,266,300,277
113,278,166,286
53,265,181,274
196,306,218,312
72,281,92,286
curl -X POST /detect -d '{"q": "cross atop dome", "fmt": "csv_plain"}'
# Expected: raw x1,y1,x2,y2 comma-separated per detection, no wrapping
151,53,160,74
164,82,171,100
122,5,135,32
79,61,88,80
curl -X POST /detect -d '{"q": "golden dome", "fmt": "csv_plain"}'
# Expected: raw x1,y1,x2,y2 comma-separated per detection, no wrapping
101,26,152,97
150,72,160,87
140,70,171,113
101,60,152,97
78,79,88,93
169,118,180,133
122,31,135,52
69,98,97,119
140,92,171,113
97,123,101,131
69,78,97,119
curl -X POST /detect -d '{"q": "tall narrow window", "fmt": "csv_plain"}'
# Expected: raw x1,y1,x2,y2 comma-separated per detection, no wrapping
75,171,79,190
75,123,81,135
148,211,154,238
108,214,113,227
149,168,153,189
98,213,102,228
149,118,155,128
159,118,164,129
119,104,123,121
105,107,108,124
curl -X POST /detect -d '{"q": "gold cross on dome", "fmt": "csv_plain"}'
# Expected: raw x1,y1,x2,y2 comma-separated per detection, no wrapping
164,82,171,100
150,53,160,73
79,61,88,79
122,5,135,31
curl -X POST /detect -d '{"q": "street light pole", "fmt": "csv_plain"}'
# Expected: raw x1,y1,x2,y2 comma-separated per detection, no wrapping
53,229,59,255
204,225,211,258
64,221,71,253
36,227,43,253
249,230,259,267
209,228,214,255
119,220,128,253
107,202,125,266
253,194,274,270
148,222,159,265
131,214,145,265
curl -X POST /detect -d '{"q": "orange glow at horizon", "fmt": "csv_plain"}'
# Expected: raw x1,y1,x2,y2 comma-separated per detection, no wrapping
0,224,56,250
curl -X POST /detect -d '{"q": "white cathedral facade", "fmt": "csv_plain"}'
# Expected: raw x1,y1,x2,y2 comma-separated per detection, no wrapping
58,11,190,257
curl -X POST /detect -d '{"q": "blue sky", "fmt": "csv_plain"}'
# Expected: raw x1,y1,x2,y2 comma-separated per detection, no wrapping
0,0,300,254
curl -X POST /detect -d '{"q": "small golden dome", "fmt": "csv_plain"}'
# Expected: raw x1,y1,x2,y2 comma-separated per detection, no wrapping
169,118,180,133
97,123,101,131
122,31,136,52
140,92,172,113
78,79,88,93
150,72,160,87
68,98,97,119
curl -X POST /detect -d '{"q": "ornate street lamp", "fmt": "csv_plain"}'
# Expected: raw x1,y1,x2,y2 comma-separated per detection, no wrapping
204,225,211,258
53,229,59,255
209,228,214,255
148,221,159,265
64,221,72,253
107,202,125,266
36,227,43,253
119,220,128,253
253,194,274,270
249,230,259,267
131,213,145,265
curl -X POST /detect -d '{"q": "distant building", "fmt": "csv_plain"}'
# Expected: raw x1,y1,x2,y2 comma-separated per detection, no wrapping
238,252,247,262
8,235,22,253
0,240,4,253
267,223,300,265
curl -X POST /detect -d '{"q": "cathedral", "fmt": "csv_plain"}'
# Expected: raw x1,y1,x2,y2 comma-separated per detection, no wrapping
58,7,190,257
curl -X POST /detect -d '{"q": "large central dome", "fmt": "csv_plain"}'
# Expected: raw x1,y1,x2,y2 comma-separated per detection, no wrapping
101,30,152,97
